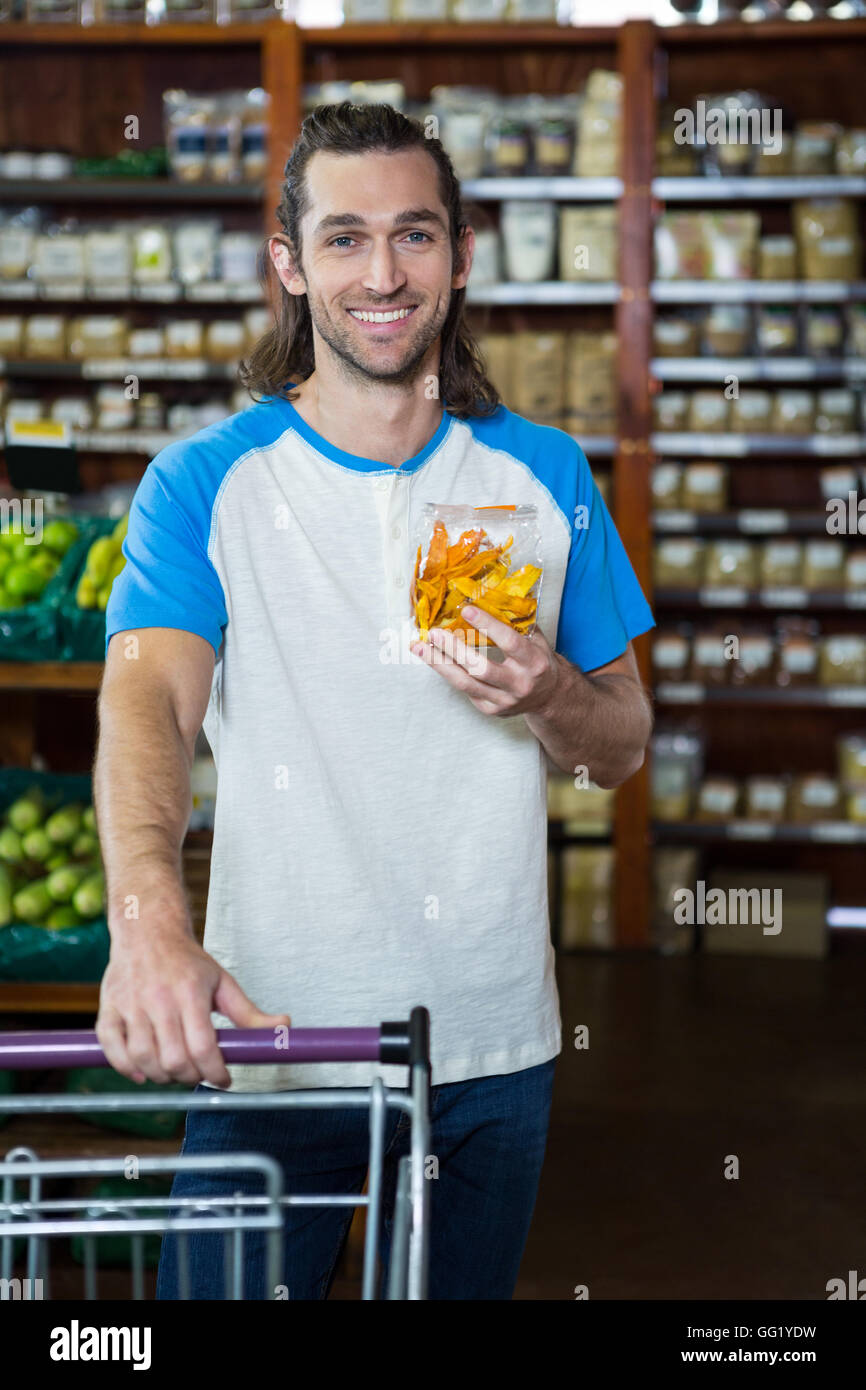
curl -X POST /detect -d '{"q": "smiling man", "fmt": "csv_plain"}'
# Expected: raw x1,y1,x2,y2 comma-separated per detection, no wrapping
95,102,654,1301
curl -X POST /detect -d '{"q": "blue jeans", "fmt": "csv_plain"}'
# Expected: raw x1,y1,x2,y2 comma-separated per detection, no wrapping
156,1058,555,1301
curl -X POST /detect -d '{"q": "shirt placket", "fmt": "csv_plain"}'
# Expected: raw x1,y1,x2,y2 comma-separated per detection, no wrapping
374,469,412,636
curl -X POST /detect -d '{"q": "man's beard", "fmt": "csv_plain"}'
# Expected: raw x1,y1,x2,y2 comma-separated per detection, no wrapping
306,290,449,386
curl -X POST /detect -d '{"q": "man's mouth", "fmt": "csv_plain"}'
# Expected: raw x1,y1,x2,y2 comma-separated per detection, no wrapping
347,305,418,324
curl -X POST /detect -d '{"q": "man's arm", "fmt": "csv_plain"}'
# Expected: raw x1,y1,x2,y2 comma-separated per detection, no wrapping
523,644,653,788
94,627,289,1086
411,608,653,789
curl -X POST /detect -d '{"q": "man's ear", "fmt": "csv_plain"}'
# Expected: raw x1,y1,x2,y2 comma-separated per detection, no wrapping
269,236,306,297
451,224,475,291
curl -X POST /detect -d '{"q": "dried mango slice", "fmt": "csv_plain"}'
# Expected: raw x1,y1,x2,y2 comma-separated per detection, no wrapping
421,520,448,581
496,564,542,599
446,528,483,569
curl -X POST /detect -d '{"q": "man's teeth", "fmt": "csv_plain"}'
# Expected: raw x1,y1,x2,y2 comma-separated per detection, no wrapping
348,308,414,323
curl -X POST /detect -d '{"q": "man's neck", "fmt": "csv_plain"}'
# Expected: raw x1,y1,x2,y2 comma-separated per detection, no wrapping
289,366,444,470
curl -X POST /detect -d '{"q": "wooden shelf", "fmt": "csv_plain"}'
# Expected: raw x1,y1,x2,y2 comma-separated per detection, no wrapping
0,663,102,693
0,21,274,44
302,23,616,47
0,983,99,1015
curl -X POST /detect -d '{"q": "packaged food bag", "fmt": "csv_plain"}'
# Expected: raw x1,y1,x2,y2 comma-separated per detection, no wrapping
410,504,543,650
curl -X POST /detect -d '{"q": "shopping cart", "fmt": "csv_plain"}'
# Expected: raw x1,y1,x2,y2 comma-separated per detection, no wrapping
0,1005,431,1301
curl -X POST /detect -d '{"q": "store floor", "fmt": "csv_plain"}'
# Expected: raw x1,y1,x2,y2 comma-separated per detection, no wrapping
514,950,866,1301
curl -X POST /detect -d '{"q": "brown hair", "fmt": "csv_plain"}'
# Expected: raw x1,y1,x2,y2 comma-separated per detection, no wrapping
239,101,500,420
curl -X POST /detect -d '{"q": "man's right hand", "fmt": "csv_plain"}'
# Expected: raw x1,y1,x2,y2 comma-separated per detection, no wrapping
96,928,291,1089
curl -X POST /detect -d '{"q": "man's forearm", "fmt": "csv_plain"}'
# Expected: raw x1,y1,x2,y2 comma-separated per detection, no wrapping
94,682,195,937
524,651,653,787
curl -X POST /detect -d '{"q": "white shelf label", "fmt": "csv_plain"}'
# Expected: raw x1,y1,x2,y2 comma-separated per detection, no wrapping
739,510,788,533
810,822,863,842
134,283,182,302
760,587,808,608
825,688,866,706
656,682,704,704
700,587,748,607
655,510,696,532
727,821,774,840
0,280,38,300
813,435,862,455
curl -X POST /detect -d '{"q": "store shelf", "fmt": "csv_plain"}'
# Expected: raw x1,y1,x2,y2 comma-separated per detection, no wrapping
467,282,621,305
0,982,99,1014
0,282,262,304
651,358,866,383
463,177,622,201
0,22,273,44
0,178,262,203
654,820,866,845
653,509,830,534
652,433,866,456
0,359,237,382
655,683,866,708
652,281,866,304
0,662,102,692
654,587,866,610
653,176,866,201
301,23,615,48
577,436,616,456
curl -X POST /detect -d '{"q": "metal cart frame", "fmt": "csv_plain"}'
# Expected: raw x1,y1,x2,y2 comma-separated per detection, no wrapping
0,1005,431,1301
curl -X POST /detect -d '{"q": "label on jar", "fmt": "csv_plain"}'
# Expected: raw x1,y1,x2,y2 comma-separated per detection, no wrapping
653,636,689,669
748,780,787,813
739,510,787,533
699,783,738,815
780,641,817,673
695,637,727,667
800,779,838,807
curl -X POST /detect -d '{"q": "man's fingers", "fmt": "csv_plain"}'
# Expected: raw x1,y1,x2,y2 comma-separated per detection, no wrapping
96,1009,132,1078
181,999,232,1090
124,1013,171,1085
214,970,292,1032
148,1006,202,1086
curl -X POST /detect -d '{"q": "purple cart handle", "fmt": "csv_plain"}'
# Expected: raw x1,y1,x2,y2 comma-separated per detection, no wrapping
0,1009,430,1073
0,1026,385,1070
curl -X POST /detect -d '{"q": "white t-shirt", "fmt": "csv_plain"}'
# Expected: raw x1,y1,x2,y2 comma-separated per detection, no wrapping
106,393,654,1091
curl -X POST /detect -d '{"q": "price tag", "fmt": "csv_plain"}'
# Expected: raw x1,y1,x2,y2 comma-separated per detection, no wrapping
813,435,862,455
810,822,863,842
6,418,70,448
763,360,815,381
186,282,230,302
655,511,696,532
700,587,748,607
726,821,774,840
711,437,749,456
760,587,807,608
162,359,208,379
0,280,38,300
42,282,85,300
135,283,182,302
656,682,704,703
81,359,128,380
89,282,132,301
739,510,787,533
825,688,866,706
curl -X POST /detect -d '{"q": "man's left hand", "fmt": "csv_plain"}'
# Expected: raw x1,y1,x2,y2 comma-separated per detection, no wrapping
410,605,560,718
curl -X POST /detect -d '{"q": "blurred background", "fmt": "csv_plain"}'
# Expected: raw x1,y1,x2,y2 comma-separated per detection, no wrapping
1,0,865,1301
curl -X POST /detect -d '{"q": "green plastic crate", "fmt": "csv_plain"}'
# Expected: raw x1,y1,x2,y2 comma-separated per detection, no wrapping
56,516,117,662
0,768,109,983
0,517,99,662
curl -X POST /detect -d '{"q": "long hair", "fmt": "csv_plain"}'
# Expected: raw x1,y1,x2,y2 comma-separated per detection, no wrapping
239,101,500,420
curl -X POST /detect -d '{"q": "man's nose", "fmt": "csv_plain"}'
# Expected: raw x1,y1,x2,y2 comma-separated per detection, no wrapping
361,238,408,298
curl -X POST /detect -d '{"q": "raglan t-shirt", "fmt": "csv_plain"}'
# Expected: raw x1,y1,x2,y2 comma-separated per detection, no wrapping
105,393,655,1092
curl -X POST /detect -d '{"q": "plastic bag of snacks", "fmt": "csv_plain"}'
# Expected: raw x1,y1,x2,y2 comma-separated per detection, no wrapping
410,504,543,651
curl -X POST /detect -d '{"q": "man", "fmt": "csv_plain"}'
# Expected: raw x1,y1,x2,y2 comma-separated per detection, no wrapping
95,101,654,1301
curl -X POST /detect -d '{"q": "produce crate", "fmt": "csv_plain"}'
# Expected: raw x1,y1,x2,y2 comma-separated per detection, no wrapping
65,1067,186,1140
56,516,118,663
0,768,108,984
0,516,99,662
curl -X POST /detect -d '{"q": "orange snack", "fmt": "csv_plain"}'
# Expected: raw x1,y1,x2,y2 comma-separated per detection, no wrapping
411,522,542,649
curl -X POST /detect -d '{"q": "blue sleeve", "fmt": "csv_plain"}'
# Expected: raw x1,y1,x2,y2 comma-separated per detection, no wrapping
555,459,655,672
105,445,227,657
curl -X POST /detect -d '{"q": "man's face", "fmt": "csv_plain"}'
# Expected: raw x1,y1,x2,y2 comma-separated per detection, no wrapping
271,147,473,386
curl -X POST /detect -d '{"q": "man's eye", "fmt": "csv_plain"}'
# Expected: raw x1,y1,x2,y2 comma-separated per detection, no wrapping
404,231,430,243
331,236,356,248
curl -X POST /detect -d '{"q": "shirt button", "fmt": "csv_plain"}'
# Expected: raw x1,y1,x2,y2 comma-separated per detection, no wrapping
391,525,401,539
394,575,405,588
